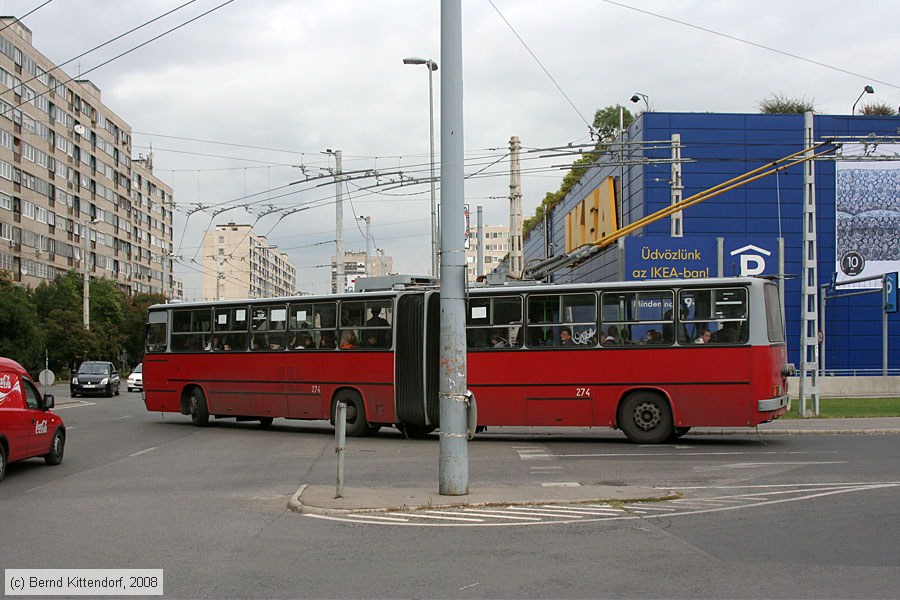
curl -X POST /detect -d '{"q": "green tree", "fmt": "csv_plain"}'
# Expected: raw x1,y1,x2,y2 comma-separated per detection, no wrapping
523,105,634,237
757,93,816,114
859,102,897,116
0,271,44,372
123,292,166,369
89,278,128,367
33,271,91,374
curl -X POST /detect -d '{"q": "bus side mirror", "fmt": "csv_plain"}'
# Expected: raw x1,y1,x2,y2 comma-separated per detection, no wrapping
43,394,55,409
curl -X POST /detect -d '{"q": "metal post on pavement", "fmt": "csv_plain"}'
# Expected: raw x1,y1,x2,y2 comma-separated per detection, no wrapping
438,0,469,496
335,401,346,499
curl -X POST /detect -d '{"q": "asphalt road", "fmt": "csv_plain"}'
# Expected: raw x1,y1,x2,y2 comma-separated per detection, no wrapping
1,387,898,598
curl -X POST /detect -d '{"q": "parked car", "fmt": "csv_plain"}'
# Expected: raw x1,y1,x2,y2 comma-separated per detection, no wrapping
126,363,143,392
71,361,120,397
0,357,65,482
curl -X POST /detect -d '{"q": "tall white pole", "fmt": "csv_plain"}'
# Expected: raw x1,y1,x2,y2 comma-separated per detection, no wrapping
360,216,373,276
439,0,468,496
333,150,344,293
476,205,484,279
508,136,523,277
82,222,90,330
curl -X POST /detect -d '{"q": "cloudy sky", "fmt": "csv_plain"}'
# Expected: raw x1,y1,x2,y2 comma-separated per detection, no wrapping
6,0,898,297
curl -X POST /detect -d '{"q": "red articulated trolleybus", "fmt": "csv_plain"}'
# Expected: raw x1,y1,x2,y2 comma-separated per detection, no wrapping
142,276,791,444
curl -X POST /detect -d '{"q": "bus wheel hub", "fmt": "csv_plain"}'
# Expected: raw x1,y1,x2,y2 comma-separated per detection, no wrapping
634,402,661,431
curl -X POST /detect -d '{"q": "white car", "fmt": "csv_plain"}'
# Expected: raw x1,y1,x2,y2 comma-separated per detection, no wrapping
126,363,143,392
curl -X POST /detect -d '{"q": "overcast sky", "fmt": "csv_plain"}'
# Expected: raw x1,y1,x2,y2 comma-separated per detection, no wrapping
6,0,898,297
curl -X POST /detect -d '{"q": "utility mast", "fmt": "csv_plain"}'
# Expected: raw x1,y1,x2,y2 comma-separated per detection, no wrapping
327,149,344,293
508,136,523,277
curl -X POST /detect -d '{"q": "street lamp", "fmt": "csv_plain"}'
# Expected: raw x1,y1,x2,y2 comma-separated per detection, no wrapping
630,92,650,112
403,56,439,277
81,218,99,330
852,85,875,115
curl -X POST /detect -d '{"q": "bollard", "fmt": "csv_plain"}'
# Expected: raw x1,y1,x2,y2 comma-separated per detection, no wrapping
335,401,346,499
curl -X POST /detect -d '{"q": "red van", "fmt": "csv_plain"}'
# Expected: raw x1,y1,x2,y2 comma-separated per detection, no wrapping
0,357,65,482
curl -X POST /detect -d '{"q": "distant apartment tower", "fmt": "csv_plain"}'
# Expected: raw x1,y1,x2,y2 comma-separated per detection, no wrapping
0,18,176,296
202,223,296,300
331,249,393,293
465,224,509,282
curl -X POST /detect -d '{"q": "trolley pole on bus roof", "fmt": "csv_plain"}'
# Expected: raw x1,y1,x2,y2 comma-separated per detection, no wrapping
438,0,469,496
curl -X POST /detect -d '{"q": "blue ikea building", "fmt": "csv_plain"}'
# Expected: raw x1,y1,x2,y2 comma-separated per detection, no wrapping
523,112,900,373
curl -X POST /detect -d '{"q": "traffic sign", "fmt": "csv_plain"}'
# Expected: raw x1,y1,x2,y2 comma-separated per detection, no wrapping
885,272,898,313
38,369,56,386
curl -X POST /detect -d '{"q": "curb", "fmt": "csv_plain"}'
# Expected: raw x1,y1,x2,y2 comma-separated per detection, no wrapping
289,484,679,516
690,428,900,436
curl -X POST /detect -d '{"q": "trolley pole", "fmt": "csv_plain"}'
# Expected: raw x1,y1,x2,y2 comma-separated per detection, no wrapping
438,0,468,496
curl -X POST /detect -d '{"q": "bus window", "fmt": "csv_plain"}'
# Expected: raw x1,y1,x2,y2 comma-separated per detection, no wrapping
171,308,211,352
214,306,248,351
600,290,674,345
289,301,338,350
526,293,596,348
250,305,287,350
679,288,748,344
340,300,393,350
466,296,522,349
764,283,785,343
146,311,168,353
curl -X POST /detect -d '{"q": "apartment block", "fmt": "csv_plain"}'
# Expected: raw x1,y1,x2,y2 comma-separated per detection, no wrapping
202,222,296,300
331,249,394,293
465,224,509,282
0,18,175,296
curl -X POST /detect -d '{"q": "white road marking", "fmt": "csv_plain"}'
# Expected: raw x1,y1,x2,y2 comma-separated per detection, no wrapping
304,482,900,527
114,415,131,420
129,447,157,457
558,450,839,458
53,401,94,410
424,510,542,521
541,482,581,487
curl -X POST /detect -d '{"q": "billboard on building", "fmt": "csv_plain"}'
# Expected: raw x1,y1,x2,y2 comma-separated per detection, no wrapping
624,237,716,281
835,144,900,288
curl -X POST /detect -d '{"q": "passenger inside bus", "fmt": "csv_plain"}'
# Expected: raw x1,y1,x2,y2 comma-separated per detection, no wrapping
319,332,336,349
291,332,314,349
602,325,619,345
490,333,507,348
339,331,359,349
559,327,573,345
695,328,712,344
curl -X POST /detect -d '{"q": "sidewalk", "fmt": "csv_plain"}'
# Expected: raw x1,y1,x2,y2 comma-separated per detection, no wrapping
290,417,900,515
694,416,900,436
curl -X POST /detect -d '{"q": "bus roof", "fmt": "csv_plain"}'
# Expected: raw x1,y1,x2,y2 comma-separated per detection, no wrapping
148,276,772,312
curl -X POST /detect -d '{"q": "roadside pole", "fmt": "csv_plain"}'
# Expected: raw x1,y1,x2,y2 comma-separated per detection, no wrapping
438,0,468,496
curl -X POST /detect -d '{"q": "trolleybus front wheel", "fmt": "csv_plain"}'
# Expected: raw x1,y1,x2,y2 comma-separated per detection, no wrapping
619,392,673,444
189,387,210,427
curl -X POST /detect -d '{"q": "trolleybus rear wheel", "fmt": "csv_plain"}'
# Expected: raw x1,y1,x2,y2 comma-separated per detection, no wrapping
398,423,437,439
619,392,673,444
334,391,376,437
